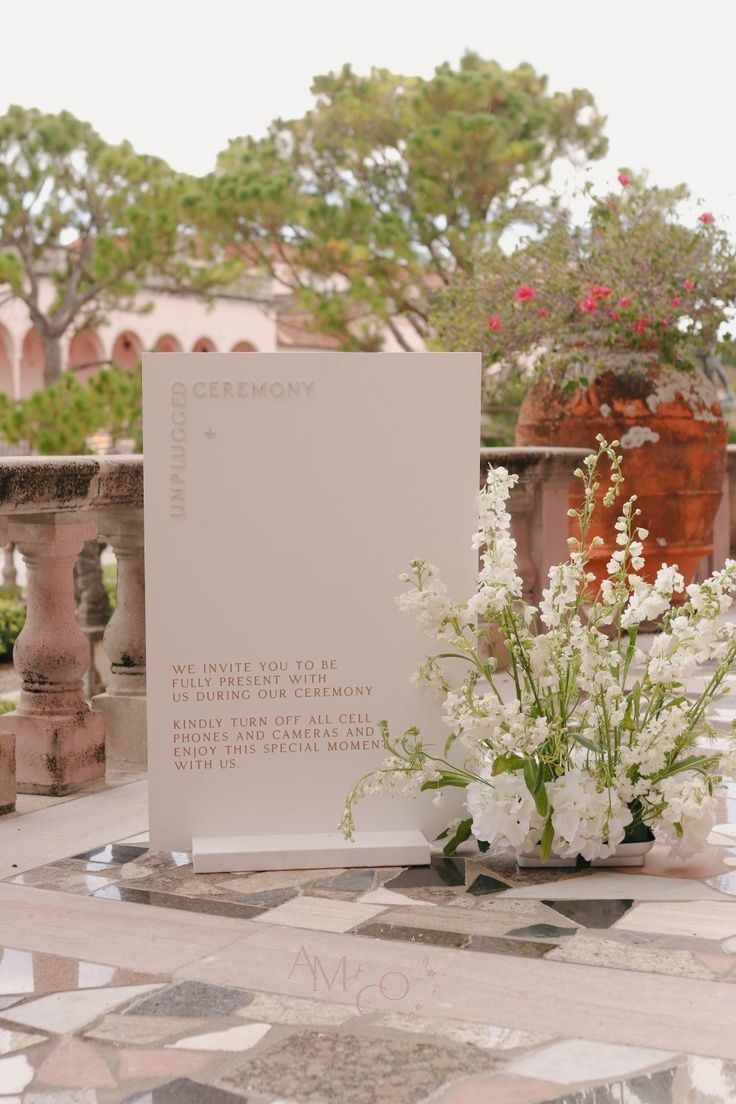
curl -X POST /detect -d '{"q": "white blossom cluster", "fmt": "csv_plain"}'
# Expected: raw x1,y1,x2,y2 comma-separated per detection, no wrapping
342,440,736,864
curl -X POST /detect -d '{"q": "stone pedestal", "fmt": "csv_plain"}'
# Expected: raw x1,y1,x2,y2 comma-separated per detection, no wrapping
0,730,15,815
91,507,146,767
0,513,105,795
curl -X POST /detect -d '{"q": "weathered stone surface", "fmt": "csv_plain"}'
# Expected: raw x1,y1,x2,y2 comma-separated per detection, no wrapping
0,456,142,515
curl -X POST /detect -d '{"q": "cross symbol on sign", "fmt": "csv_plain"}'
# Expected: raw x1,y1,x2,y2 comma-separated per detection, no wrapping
204,428,216,439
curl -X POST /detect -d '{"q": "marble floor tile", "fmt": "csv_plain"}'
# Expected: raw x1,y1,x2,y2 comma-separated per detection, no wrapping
615,902,736,940
73,844,148,865
0,884,259,974
3,983,164,1034
84,1014,209,1046
118,1048,214,1080
506,1038,676,1084
121,1078,247,1103
218,868,343,895
125,981,250,1019
116,832,150,845
502,873,725,901
706,872,736,897
235,990,358,1026
170,1022,271,1051
36,1038,116,1088
467,874,511,896
543,900,634,928
220,1030,497,1104
468,935,556,959
0,997,21,1011
252,895,387,933
25,1092,99,1104
0,946,166,997
385,857,466,890
365,1011,554,1052
0,1053,34,1094
362,903,559,939
539,1066,679,1103
356,922,470,949
317,869,377,892
546,935,715,980
505,925,576,941
436,1076,564,1103
91,884,265,919
6,868,112,895
358,888,437,908
0,1026,47,1055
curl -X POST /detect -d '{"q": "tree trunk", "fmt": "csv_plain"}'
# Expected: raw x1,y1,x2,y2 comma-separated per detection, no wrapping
41,334,63,386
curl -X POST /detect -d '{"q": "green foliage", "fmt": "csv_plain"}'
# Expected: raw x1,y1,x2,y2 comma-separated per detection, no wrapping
0,594,25,660
192,54,607,350
0,105,200,383
0,365,142,454
101,562,117,610
0,699,17,716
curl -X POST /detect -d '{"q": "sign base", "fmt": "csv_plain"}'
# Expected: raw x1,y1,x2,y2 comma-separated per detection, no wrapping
191,829,431,874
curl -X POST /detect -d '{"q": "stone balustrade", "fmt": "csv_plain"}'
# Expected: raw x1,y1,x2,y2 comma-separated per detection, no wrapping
480,447,588,607
0,444,732,811
0,457,143,803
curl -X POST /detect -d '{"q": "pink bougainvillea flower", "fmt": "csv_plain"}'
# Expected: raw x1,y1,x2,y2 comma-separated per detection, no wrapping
618,172,632,186
682,279,695,291
514,285,536,302
659,320,668,328
633,317,650,335
538,307,548,317
671,296,682,307
618,296,632,308
579,294,597,313
591,284,613,300
698,212,714,224
609,310,620,321
487,314,502,332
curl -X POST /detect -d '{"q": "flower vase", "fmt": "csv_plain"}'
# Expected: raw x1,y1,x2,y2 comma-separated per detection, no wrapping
591,840,655,867
516,848,578,869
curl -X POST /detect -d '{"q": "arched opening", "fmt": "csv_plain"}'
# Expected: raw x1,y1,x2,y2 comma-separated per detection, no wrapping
192,337,217,353
111,330,143,371
20,328,45,398
68,330,105,383
153,333,182,353
231,341,257,352
0,325,15,398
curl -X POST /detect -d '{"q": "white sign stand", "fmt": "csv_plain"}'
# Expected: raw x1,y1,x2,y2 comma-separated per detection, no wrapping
143,353,480,872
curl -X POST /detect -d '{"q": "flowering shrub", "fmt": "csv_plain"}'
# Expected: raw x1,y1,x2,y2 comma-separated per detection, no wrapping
341,439,736,862
430,174,736,388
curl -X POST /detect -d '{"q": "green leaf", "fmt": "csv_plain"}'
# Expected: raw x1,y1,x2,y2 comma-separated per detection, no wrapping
442,818,473,856
532,782,549,818
492,753,525,776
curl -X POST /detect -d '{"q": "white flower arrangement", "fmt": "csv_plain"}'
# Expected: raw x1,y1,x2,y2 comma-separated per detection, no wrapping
340,437,736,863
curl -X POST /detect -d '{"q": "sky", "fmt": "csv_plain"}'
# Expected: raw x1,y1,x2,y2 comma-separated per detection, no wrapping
2,0,734,228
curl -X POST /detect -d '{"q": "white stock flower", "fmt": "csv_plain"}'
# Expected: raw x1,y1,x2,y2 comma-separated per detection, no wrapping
652,774,718,857
395,564,471,642
467,770,543,852
547,769,631,861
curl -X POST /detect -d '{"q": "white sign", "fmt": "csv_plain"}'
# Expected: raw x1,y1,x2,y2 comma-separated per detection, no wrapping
143,353,480,867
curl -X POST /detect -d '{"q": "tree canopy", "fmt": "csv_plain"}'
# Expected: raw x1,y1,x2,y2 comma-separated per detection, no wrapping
196,53,607,350
0,105,197,384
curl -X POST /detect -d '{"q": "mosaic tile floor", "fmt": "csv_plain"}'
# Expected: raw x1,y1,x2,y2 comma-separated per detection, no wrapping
3,796,736,1103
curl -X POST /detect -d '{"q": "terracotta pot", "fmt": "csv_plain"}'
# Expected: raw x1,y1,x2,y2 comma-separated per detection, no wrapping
515,366,727,590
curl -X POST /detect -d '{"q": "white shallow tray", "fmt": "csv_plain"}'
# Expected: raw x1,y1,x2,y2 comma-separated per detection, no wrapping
192,829,431,873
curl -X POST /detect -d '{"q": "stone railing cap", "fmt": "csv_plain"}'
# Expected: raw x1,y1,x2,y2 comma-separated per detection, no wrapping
480,445,588,477
0,455,143,514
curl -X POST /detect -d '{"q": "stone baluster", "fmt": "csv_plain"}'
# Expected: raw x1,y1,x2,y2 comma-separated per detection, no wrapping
74,539,111,698
0,523,14,813
0,513,105,795
2,544,19,594
727,446,736,561
91,507,146,766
